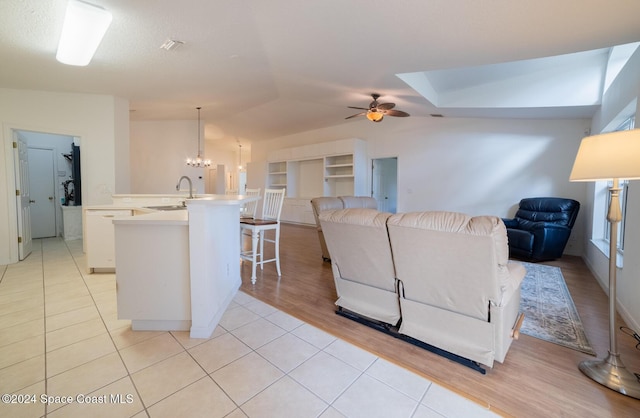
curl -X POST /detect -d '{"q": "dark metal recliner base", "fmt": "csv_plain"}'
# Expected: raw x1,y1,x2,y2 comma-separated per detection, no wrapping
336,307,487,375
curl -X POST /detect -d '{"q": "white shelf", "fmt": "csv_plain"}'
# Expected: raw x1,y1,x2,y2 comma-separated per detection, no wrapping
267,161,288,192
324,154,355,195
261,139,367,214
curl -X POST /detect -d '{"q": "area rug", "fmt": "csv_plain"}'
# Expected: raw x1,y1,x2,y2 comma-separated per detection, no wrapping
518,262,596,355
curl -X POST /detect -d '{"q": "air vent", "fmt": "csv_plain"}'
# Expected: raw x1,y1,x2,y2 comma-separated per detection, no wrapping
160,39,184,51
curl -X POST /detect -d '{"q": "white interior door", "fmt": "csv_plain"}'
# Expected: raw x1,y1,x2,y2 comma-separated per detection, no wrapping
28,148,57,238
372,157,398,213
207,168,217,194
15,136,33,259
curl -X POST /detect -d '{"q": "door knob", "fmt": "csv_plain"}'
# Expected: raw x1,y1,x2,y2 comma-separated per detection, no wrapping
29,199,35,203
48,196,54,201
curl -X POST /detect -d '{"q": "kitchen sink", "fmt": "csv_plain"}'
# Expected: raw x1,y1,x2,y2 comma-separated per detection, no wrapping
144,205,187,211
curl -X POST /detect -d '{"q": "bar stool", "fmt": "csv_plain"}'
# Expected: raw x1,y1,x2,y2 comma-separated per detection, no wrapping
240,188,286,284
240,188,261,219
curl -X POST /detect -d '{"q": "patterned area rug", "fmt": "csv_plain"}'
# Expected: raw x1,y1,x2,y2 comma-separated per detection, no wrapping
519,262,596,355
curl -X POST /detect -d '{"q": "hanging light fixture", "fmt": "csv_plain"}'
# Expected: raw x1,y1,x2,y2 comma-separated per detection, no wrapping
238,143,243,170
186,107,211,167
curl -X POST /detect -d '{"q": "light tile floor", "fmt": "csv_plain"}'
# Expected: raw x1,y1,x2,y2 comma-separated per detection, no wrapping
0,238,498,418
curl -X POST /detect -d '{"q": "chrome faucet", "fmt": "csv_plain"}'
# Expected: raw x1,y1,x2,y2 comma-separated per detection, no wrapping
176,176,194,199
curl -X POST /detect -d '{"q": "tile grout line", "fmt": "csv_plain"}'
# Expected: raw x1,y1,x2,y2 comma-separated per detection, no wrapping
62,235,206,415
234,295,439,418
37,240,51,418
63,238,152,417
23,238,479,418
223,298,384,417
212,299,323,415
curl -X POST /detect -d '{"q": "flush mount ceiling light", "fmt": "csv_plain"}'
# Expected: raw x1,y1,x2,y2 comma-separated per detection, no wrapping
56,0,113,66
186,107,211,168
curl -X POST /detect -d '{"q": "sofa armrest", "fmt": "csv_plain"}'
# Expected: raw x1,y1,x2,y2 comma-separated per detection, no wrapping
496,261,526,307
529,224,572,260
501,218,519,229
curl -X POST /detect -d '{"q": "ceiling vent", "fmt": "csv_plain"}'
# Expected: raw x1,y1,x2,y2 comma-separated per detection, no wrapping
160,39,184,51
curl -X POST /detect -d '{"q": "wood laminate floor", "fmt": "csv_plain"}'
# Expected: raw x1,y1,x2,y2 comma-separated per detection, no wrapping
239,223,640,418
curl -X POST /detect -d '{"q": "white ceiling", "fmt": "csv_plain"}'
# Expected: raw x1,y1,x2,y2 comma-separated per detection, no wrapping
1,0,640,143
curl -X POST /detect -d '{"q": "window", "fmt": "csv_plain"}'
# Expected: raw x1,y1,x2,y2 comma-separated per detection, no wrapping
603,116,634,253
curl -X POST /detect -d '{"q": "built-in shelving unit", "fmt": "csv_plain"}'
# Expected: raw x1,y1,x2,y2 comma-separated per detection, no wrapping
267,161,288,189
263,138,367,224
324,153,357,196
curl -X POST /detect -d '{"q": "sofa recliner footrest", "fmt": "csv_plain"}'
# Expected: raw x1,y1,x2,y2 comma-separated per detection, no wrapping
335,307,487,374
399,297,495,367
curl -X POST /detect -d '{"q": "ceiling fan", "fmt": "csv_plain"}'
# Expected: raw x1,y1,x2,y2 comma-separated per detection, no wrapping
345,93,410,122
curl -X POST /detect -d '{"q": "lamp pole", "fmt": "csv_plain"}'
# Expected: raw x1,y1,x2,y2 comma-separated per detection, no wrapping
578,178,640,399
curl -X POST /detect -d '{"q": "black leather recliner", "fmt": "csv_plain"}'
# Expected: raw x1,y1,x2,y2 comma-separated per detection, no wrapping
502,197,580,261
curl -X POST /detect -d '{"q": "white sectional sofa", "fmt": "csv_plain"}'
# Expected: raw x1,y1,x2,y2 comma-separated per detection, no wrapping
319,208,526,372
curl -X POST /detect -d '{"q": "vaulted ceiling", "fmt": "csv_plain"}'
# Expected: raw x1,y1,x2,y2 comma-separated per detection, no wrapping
1,0,640,143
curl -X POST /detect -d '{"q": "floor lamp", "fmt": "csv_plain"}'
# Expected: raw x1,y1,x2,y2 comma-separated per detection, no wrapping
570,128,640,399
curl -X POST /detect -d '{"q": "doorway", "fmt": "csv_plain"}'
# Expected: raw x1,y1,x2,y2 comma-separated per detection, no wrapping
206,164,226,194
15,130,75,241
371,157,398,213
28,148,57,238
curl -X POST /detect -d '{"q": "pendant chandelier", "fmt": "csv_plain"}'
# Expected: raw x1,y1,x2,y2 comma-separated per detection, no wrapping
186,107,211,167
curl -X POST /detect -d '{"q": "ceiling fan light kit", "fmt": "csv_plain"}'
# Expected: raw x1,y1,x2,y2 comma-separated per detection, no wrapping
346,94,410,123
366,110,384,122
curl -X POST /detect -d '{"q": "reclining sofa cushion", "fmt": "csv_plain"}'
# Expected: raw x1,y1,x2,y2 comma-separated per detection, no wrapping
339,196,378,209
387,211,525,367
319,208,400,325
310,197,344,261
311,196,378,261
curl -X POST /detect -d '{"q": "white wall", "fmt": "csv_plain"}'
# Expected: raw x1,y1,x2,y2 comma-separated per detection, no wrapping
0,88,128,265
130,120,204,194
252,115,589,256
586,47,640,330
130,120,243,194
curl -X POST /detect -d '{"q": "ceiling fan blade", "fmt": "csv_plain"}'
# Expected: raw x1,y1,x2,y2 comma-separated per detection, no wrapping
345,112,366,119
348,106,369,110
384,109,410,117
376,102,395,110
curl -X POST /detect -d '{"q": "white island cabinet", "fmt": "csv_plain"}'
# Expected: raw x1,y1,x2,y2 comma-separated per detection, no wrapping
114,211,191,331
113,194,259,339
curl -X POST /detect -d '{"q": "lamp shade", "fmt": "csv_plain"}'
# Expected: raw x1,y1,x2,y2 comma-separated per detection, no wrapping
570,129,640,182
56,0,112,66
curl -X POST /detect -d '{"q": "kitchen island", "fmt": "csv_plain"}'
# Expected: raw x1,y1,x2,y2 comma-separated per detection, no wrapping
112,194,258,339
